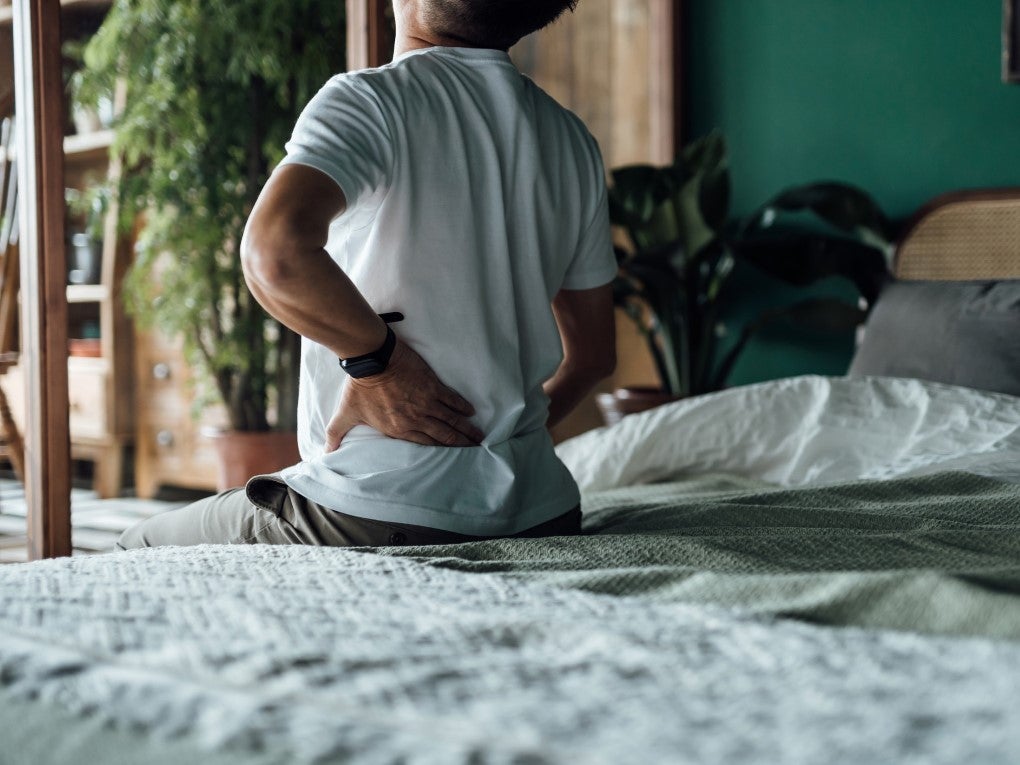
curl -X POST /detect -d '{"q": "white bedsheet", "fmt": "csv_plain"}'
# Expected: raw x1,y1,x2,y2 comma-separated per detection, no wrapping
557,376,1020,493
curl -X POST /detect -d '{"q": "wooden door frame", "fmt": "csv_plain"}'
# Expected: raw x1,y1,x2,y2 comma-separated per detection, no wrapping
347,0,394,70
12,0,72,559
346,0,685,158
650,0,685,159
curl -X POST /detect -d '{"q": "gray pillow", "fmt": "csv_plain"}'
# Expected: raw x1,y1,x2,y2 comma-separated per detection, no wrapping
848,280,1020,396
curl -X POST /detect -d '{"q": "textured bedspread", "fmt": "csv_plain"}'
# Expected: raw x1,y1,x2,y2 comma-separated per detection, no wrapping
384,471,1020,638
2,471,1020,764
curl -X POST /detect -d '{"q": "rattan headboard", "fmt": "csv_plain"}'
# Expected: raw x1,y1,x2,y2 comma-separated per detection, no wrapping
895,189,1020,280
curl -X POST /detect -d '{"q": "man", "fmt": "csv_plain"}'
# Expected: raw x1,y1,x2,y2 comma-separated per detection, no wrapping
118,0,616,549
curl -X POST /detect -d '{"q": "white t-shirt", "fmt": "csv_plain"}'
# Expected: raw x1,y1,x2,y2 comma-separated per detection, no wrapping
276,46,616,536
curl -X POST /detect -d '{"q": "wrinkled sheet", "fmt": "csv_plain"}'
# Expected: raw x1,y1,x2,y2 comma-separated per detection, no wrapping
556,375,1020,492
377,471,1020,639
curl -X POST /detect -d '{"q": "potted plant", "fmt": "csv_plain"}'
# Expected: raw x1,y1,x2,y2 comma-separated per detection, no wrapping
64,181,109,285
72,0,345,487
600,132,891,424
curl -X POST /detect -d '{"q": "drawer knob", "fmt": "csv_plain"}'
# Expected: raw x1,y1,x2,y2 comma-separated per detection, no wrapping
155,429,174,447
152,363,172,380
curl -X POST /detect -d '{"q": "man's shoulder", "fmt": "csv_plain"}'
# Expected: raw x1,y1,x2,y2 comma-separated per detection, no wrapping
519,74,601,153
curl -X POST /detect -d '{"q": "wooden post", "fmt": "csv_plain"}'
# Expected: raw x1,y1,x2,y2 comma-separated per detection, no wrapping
12,0,72,559
347,0,393,70
650,0,684,162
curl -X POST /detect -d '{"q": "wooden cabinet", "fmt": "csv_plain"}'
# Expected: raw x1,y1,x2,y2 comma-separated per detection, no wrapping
0,0,134,497
133,329,226,498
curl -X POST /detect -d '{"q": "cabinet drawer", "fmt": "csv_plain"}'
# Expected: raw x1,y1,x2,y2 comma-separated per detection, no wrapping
135,329,229,495
68,367,107,440
1,363,111,441
138,418,221,490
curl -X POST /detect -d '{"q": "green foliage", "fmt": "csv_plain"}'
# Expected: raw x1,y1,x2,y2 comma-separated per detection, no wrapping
609,132,734,396
72,0,345,431
64,181,111,241
609,133,892,397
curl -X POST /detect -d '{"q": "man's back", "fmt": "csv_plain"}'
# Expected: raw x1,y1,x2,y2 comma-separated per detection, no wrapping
116,1,616,551
277,47,616,536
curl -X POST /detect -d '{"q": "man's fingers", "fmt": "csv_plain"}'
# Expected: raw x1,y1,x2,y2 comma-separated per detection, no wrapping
425,403,483,443
439,387,476,417
324,411,356,453
422,417,478,447
400,430,445,447
430,409,484,444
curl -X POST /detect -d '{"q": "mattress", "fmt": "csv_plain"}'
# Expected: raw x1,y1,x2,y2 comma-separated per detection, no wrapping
1,376,1019,764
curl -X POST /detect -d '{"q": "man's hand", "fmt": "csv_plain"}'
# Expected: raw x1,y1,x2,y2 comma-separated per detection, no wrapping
325,339,485,451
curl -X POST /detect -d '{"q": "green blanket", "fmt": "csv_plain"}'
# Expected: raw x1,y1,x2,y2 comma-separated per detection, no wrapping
377,472,1020,639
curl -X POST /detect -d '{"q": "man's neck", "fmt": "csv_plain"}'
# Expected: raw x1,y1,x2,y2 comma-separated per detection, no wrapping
393,33,507,58
392,6,506,58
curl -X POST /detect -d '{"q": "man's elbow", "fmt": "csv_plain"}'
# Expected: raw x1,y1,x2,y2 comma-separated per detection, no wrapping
594,351,617,381
570,350,616,384
240,217,301,289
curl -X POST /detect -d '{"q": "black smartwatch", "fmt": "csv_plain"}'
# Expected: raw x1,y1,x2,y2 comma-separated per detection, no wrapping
339,313,402,378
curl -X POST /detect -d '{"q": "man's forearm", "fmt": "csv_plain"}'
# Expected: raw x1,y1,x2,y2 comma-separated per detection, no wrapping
240,163,388,359
545,284,617,430
242,238,387,359
544,360,611,430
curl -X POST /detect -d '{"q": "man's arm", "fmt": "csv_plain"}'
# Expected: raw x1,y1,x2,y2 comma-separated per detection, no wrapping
241,163,483,448
544,284,616,429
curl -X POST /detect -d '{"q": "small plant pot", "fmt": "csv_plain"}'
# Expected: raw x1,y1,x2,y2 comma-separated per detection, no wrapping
71,105,103,136
204,429,302,491
595,387,682,427
68,232,102,284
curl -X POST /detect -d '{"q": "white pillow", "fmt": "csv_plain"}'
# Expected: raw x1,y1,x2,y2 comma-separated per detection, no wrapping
556,375,1020,492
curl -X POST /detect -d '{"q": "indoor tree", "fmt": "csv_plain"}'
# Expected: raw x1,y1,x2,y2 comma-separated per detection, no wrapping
73,0,345,431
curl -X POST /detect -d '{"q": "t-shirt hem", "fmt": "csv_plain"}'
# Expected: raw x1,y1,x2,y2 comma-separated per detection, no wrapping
281,471,581,537
561,266,617,291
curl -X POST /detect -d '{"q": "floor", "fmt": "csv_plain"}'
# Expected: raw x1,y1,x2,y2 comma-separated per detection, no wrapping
0,478,195,563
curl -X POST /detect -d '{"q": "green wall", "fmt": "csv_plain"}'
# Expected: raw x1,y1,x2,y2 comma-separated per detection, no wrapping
688,0,1020,219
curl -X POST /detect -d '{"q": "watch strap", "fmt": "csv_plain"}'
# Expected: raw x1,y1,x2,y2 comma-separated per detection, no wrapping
339,324,397,378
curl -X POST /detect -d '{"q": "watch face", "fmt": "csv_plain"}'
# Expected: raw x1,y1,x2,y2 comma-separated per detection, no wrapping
342,358,387,378
339,323,396,378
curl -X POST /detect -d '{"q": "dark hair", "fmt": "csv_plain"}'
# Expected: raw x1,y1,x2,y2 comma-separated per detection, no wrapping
423,0,579,50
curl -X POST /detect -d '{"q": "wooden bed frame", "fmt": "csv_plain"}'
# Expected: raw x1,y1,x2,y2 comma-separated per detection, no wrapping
895,189,1020,280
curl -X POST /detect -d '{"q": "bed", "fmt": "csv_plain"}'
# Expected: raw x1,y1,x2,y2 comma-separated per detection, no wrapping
1,192,1019,764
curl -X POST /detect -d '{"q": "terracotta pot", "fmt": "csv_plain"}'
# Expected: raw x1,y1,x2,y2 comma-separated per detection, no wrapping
204,429,301,492
595,387,682,427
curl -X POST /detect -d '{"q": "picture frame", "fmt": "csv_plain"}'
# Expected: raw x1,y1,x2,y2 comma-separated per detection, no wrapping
1004,0,1020,83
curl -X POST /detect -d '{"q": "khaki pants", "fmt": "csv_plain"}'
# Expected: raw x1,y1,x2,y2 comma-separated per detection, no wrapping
117,474,582,549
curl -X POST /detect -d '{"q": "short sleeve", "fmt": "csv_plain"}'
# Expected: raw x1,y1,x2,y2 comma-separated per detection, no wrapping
560,181,617,290
276,75,393,209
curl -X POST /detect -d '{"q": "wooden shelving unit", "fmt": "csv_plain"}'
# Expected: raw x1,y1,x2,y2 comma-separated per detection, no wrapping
63,127,114,160
7,128,113,162
0,0,133,499
66,283,109,303
0,0,112,27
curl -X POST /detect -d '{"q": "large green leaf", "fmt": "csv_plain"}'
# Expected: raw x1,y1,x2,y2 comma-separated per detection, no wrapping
741,182,892,244
732,234,888,303
610,132,730,258
682,130,730,236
